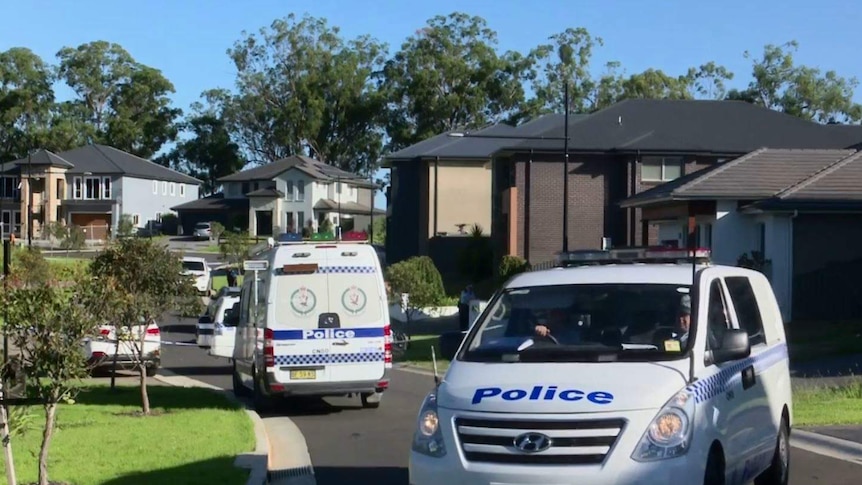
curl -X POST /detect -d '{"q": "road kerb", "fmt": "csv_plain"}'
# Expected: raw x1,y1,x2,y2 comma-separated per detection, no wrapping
790,428,862,465
154,369,269,485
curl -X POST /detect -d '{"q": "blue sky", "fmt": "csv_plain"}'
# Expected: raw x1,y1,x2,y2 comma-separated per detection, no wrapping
3,0,862,209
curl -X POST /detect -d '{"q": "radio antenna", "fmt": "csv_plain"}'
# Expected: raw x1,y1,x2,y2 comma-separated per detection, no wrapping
431,346,440,387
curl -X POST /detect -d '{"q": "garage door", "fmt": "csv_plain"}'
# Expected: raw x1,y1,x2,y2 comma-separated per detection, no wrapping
792,214,862,321
71,213,111,240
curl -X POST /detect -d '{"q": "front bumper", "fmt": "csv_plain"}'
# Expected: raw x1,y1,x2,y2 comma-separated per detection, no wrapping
409,407,707,485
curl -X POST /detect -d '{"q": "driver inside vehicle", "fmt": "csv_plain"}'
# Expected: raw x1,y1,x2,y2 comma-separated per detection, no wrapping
533,308,582,343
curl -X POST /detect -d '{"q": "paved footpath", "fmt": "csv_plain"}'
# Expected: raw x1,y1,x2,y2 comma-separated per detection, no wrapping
159,317,862,485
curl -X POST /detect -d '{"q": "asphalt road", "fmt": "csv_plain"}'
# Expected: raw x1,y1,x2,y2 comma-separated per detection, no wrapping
160,315,862,485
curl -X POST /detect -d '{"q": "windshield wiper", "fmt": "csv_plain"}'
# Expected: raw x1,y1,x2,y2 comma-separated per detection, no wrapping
515,344,623,362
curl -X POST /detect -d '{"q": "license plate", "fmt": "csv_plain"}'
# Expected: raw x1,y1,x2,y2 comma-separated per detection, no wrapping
290,370,316,380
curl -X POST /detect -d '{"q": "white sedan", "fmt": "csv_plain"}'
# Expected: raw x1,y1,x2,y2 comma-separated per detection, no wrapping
83,320,161,377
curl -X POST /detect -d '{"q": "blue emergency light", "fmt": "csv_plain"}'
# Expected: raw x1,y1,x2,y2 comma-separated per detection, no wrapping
557,246,711,267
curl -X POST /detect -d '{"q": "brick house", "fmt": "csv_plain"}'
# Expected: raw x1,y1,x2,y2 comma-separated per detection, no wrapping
488,99,862,266
619,148,862,322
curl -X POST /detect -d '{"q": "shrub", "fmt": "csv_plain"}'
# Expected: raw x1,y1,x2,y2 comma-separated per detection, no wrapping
386,256,447,321
499,255,529,282
10,247,51,287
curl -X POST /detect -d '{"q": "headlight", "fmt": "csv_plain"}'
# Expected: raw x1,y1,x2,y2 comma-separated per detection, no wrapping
412,392,446,458
632,390,695,461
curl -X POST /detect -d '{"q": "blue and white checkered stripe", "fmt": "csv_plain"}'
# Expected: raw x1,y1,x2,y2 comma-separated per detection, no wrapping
274,352,386,366
319,265,376,274
685,343,788,404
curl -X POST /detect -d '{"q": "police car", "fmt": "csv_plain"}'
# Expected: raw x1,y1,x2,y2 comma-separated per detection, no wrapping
410,247,792,485
209,230,392,412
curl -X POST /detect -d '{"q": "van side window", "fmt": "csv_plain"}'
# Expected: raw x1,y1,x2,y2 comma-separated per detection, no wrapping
706,280,730,351
725,276,766,346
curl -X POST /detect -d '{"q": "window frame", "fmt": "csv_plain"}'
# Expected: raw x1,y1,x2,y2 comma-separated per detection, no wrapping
724,276,767,346
641,156,684,182
285,180,294,201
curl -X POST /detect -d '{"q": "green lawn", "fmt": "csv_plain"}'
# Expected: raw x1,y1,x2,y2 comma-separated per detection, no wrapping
396,334,451,373
4,383,254,485
211,274,245,292
793,379,862,426
787,320,862,363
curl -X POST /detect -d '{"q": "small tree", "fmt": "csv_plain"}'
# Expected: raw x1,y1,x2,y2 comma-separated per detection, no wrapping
116,214,137,238
210,221,226,242
220,230,252,268
9,247,51,288
1,275,109,485
319,217,333,234
386,256,446,323
89,238,202,414
499,255,529,283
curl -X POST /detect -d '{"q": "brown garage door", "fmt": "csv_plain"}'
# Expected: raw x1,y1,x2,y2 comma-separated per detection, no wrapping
70,213,112,240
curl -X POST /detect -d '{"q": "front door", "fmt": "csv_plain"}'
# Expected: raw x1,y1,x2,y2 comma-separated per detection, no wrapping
255,210,273,236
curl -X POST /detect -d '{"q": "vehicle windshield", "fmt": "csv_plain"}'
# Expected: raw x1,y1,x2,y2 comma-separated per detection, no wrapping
462,283,692,363
195,223,210,229
182,261,206,272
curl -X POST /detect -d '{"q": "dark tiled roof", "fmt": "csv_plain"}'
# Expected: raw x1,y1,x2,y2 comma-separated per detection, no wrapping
56,145,201,184
218,155,373,187
246,187,284,198
382,113,589,164
8,149,74,168
620,148,858,207
313,198,385,215
506,99,862,153
171,193,249,212
773,151,862,201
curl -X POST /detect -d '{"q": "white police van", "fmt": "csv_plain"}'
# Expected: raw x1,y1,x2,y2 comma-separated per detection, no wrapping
210,231,393,412
410,247,792,485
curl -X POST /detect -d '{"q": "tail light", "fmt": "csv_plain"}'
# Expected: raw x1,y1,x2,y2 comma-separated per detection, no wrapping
146,327,160,336
264,328,274,368
99,328,111,337
383,325,392,368
92,351,107,359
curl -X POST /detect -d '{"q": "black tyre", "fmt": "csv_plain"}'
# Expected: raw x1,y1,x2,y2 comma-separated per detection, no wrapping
145,365,158,377
232,362,250,397
755,419,790,485
361,392,382,409
252,367,275,413
704,446,725,485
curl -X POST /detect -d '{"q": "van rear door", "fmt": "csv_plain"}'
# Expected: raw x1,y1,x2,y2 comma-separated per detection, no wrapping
320,244,387,384
270,246,333,384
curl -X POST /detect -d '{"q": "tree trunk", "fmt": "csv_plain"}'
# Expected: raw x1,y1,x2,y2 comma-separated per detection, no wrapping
139,365,150,415
38,402,57,485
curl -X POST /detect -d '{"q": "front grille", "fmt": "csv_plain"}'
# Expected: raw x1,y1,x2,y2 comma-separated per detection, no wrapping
454,417,626,465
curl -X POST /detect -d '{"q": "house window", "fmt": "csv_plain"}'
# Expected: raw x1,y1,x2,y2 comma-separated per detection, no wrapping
155,212,162,222
286,212,295,232
132,214,140,225
242,182,250,194
641,156,683,182
84,177,103,199
162,181,167,195
152,180,158,194
698,223,713,249
73,177,83,199
336,182,342,194
286,180,294,201
170,182,176,196
103,177,111,199
179,184,185,197
296,182,304,201
298,211,305,229
56,179,64,199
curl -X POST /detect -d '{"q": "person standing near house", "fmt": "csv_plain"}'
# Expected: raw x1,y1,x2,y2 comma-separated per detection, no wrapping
226,267,238,287
458,285,476,331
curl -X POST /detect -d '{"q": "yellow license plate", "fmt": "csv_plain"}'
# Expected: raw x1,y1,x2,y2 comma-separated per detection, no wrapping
290,370,316,380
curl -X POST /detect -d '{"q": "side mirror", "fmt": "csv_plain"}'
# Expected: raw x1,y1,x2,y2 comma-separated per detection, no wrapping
439,331,466,361
198,315,213,324
711,328,751,364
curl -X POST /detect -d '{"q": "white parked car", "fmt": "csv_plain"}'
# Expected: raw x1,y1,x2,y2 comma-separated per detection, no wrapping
197,292,240,348
182,256,211,295
410,247,792,485
84,320,161,377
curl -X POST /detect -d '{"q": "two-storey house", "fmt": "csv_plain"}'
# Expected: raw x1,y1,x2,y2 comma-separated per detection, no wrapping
172,155,382,237
0,144,201,240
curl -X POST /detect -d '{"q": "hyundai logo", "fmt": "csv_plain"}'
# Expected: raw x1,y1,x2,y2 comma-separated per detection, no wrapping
513,432,553,453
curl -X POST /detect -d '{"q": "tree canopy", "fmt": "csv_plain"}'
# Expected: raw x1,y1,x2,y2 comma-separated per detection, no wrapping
2,13,860,181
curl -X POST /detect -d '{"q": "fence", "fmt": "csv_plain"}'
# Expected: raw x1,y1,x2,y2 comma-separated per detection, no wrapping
38,223,111,242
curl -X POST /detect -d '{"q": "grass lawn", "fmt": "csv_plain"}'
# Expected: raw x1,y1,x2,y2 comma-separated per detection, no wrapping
792,379,862,426
211,274,245,292
5,383,254,485
397,334,451,373
786,320,862,363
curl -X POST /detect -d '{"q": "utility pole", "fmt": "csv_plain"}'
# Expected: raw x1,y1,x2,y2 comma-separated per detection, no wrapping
26,150,32,247
562,81,570,254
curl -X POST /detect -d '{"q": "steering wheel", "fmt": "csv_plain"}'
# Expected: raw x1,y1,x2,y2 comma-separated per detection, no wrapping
536,332,560,345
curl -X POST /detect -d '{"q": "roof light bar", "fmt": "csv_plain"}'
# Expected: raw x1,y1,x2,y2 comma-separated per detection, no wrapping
275,229,369,245
557,246,712,266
